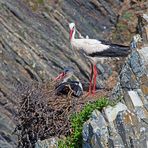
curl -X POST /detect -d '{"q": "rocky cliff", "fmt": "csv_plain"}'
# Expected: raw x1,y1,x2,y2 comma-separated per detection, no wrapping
0,0,148,147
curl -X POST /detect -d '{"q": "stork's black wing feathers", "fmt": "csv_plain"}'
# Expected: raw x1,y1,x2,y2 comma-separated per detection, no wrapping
55,81,83,97
88,43,130,57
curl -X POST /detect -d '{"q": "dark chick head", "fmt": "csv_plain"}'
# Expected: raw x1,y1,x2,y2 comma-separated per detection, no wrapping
63,67,74,75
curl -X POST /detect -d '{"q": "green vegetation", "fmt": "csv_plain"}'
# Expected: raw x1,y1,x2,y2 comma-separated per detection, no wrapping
122,12,133,20
36,0,44,4
116,23,128,31
58,98,109,148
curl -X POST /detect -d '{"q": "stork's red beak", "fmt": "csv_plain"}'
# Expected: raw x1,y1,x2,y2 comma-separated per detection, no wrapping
69,28,74,40
53,72,65,81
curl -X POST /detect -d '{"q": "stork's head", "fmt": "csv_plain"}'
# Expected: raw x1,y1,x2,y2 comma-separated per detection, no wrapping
53,67,74,81
63,67,74,75
69,23,75,29
69,23,75,40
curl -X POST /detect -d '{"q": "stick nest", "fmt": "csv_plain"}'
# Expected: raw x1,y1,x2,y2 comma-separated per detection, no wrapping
14,81,81,147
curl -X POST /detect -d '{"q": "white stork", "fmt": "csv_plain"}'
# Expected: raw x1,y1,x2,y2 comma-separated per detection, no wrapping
69,22,131,95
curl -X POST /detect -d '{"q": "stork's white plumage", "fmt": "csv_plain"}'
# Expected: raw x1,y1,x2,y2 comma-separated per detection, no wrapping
69,23,110,55
68,22,132,95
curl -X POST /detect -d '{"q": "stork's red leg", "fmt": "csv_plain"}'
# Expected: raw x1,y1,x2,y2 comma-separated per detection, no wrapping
92,64,97,95
88,64,93,95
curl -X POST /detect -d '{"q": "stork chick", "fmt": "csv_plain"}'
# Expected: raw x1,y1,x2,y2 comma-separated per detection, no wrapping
54,67,83,97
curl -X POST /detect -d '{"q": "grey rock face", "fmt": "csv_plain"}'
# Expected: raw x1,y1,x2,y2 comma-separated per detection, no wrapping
83,103,148,148
120,63,139,90
119,50,145,91
108,133,124,148
128,51,145,78
35,137,58,148
115,110,148,148
83,110,109,148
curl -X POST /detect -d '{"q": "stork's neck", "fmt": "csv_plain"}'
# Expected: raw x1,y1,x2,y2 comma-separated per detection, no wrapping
63,73,73,82
70,28,76,41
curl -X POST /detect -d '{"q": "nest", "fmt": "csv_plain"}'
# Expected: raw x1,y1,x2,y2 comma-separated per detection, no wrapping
14,75,113,148
14,81,81,147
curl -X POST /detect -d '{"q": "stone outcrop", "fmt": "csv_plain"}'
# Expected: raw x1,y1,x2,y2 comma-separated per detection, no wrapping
35,137,58,148
82,14,148,148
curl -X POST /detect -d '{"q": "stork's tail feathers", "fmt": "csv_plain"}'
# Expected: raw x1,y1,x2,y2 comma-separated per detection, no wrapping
89,44,130,57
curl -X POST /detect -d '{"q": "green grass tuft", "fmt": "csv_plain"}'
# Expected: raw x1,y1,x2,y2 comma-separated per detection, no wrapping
36,0,44,4
58,98,109,148
122,12,133,20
